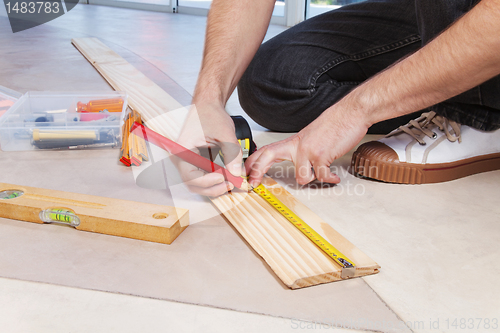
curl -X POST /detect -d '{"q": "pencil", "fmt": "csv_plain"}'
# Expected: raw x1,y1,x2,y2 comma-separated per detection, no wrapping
130,122,248,190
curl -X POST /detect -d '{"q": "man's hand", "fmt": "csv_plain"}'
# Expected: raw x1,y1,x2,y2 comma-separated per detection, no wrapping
176,0,275,196
245,104,370,188
175,103,243,197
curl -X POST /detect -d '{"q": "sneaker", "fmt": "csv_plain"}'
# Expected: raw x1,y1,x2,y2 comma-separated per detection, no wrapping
351,111,500,184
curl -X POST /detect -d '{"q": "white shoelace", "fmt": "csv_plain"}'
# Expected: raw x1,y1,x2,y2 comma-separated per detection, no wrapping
386,111,462,145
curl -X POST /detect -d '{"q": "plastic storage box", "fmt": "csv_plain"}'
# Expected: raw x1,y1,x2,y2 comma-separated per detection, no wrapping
0,85,22,120
0,91,128,151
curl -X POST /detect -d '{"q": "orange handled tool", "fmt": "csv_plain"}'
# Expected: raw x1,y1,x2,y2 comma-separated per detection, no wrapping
77,98,124,113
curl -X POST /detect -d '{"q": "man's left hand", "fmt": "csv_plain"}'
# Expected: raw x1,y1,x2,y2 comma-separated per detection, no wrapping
245,105,370,187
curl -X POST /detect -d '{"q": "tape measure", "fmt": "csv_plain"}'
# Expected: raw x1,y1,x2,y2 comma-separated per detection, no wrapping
232,115,257,160
252,184,355,278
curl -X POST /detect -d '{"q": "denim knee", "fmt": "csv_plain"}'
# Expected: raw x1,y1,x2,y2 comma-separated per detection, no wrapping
237,57,292,132
237,43,318,132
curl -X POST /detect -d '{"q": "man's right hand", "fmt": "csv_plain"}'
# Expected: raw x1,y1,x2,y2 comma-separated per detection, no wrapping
174,103,244,197
173,0,275,197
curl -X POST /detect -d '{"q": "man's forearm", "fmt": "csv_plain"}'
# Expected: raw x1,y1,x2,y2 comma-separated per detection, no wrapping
193,0,275,107
340,0,500,127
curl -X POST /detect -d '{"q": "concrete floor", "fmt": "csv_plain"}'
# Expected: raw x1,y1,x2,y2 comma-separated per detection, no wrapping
1,4,499,333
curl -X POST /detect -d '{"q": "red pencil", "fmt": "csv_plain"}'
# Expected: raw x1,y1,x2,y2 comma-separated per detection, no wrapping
130,122,247,190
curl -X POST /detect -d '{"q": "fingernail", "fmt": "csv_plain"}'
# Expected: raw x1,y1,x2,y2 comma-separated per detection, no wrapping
217,174,225,184
227,182,235,191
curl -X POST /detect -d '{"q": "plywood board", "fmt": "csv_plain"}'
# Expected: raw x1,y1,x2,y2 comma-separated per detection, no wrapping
71,37,380,288
0,182,188,244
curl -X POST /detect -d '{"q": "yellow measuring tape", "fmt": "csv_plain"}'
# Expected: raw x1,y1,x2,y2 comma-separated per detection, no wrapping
253,184,356,278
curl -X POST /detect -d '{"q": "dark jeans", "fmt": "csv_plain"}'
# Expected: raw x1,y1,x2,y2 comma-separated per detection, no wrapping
238,0,500,134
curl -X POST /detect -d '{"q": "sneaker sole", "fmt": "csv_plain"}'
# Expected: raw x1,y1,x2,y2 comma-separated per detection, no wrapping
351,146,500,184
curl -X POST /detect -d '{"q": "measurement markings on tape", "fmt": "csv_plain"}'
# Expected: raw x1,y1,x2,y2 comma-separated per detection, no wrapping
253,184,356,278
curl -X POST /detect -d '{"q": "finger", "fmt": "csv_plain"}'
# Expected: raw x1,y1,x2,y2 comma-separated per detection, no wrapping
246,143,294,187
219,140,244,177
172,154,203,180
244,147,264,174
174,157,200,178
245,135,299,173
183,169,226,188
295,152,315,185
312,163,340,184
170,146,200,170
187,181,234,197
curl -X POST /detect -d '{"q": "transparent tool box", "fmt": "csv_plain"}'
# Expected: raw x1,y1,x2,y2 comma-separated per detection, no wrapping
0,85,22,120
0,91,128,151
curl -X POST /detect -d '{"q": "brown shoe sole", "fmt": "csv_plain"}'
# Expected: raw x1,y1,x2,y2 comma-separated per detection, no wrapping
351,141,500,184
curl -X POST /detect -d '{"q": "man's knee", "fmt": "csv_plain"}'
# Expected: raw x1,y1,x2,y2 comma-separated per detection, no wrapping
237,44,307,132
238,72,312,133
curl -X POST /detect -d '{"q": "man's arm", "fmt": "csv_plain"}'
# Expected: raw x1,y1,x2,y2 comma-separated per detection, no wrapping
193,0,276,107
353,0,500,125
178,0,275,196
246,0,500,187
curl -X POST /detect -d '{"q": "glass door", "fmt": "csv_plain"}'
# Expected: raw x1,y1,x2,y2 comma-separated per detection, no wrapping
89,0,172,12
177,0,286,23
306,0,364,19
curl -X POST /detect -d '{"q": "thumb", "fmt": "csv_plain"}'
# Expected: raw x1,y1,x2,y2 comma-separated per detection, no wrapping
219,140,243,177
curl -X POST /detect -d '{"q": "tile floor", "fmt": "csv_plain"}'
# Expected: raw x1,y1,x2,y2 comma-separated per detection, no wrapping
0,4,499,333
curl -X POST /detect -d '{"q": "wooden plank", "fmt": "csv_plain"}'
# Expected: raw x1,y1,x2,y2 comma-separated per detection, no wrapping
0,182,189,245
71,37,380,288
211,177,379,288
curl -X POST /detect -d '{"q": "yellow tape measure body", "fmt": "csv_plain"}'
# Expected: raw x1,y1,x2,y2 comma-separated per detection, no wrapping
253,184,356,278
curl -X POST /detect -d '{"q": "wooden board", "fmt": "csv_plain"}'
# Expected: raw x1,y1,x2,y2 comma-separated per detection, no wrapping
0,183,189,245
71,37,380,288
212,177,379,288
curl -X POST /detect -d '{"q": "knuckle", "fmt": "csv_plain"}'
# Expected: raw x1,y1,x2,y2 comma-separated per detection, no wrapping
260,146,275,159
309,149,324,162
